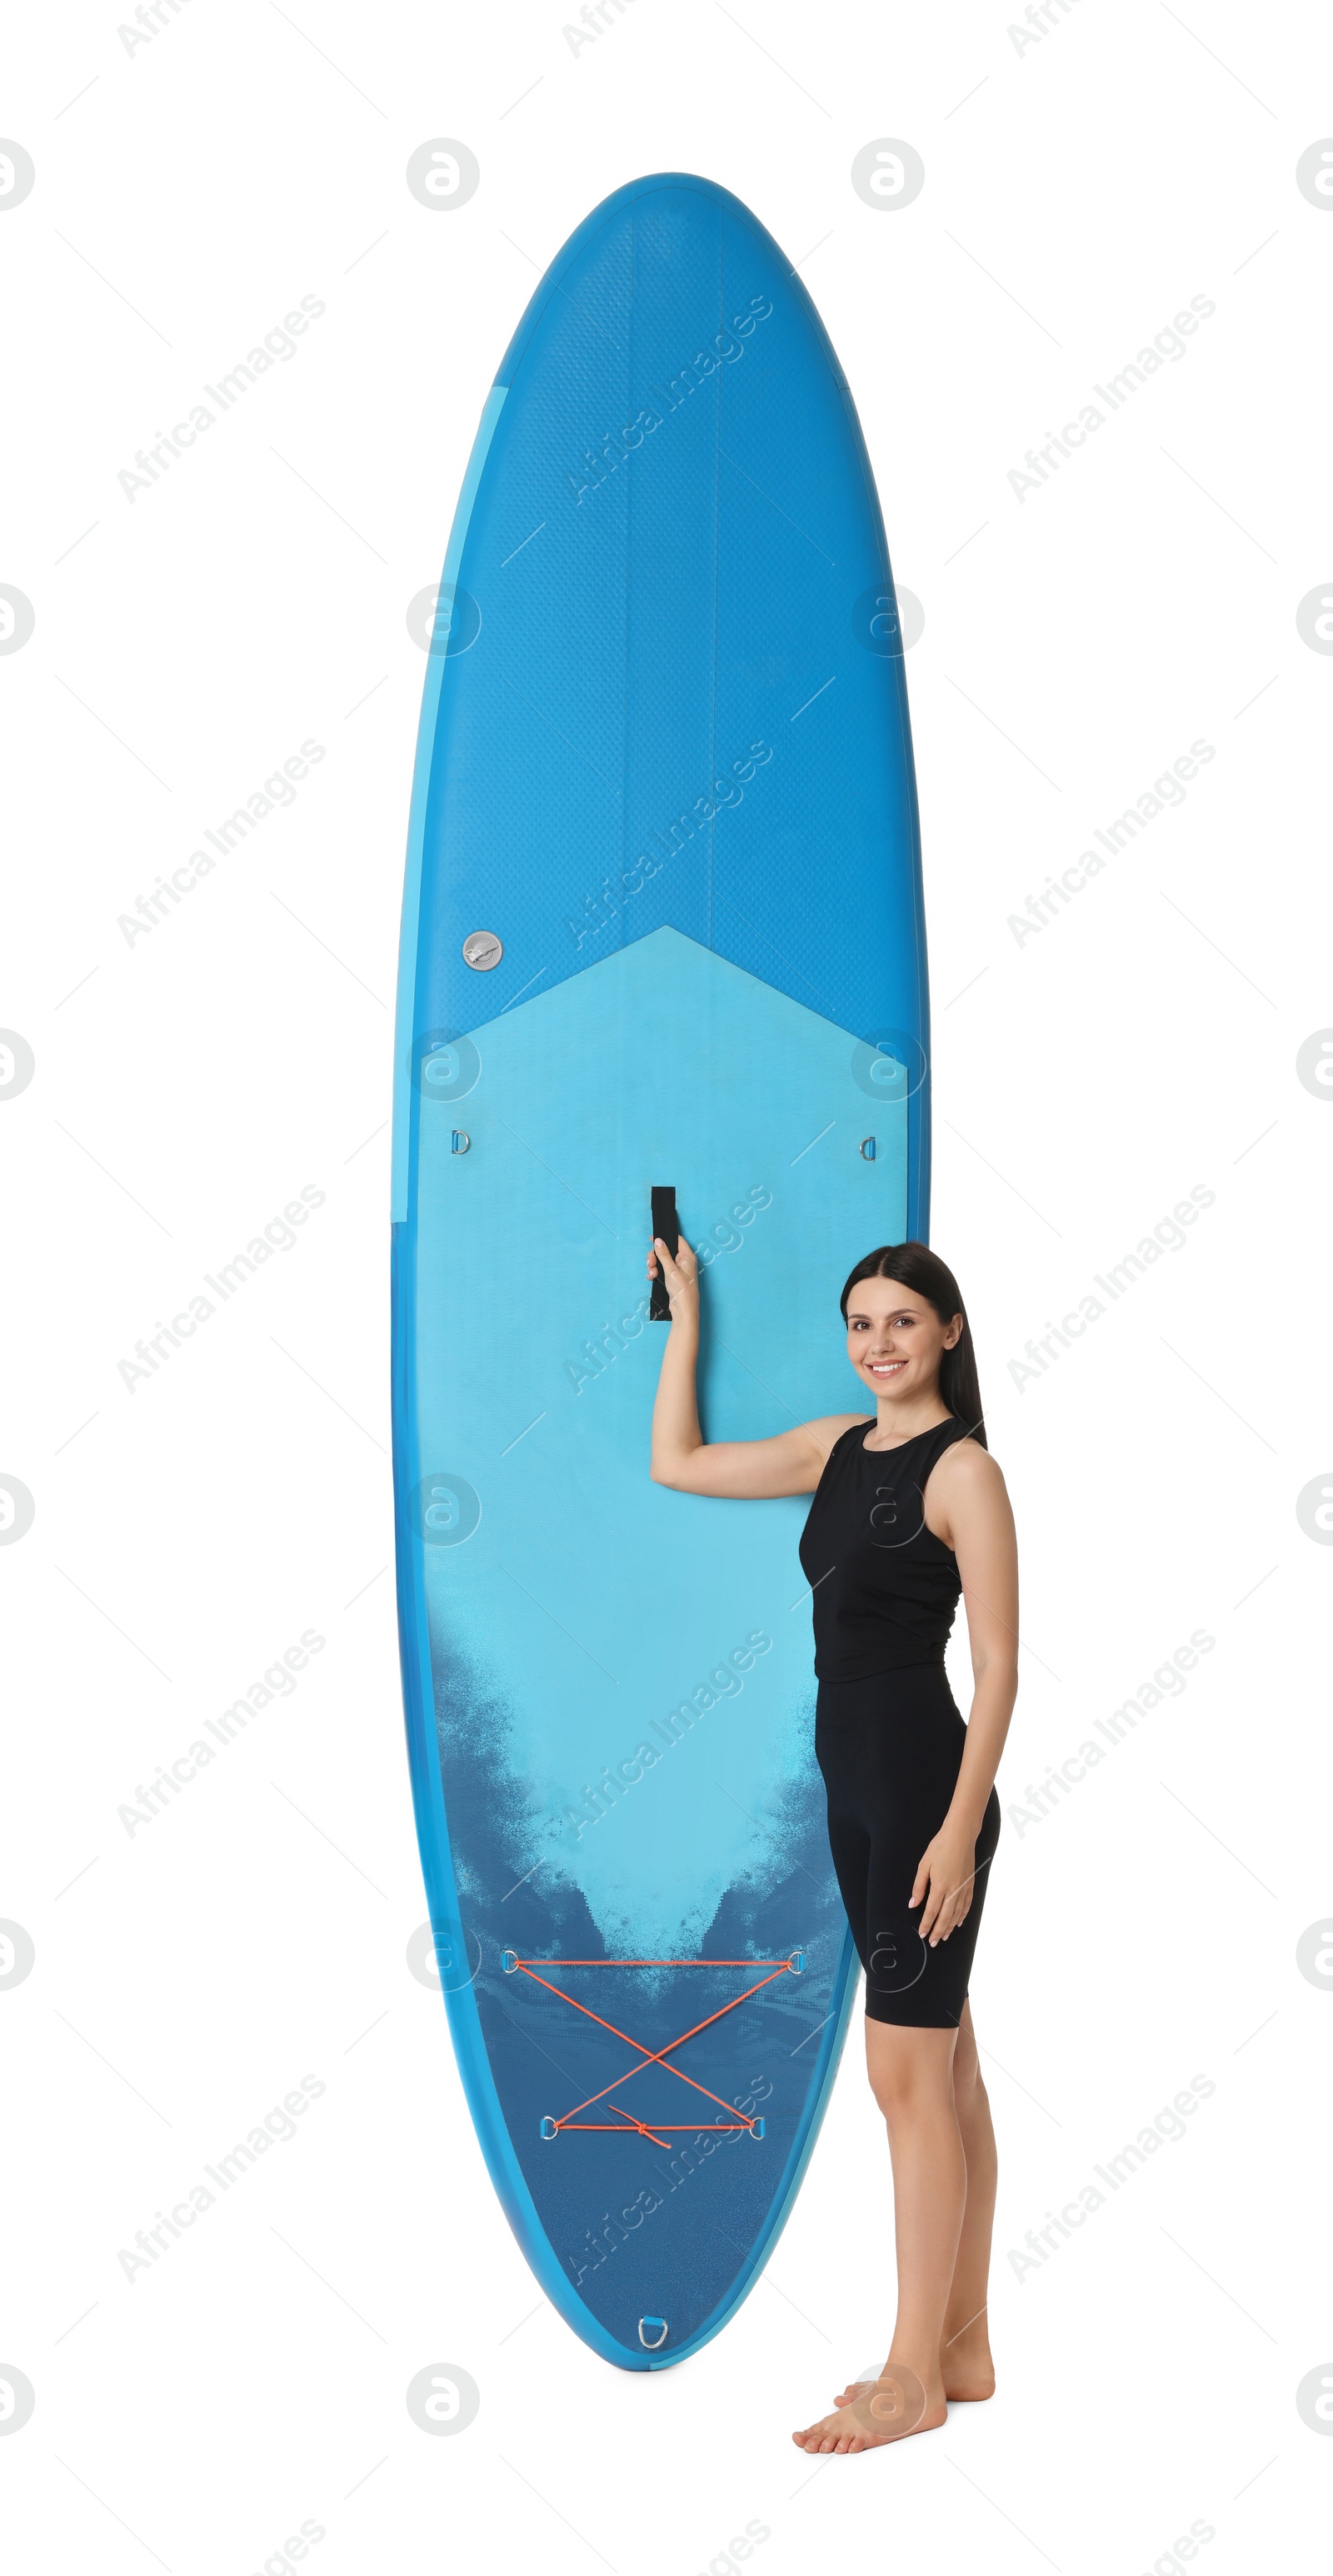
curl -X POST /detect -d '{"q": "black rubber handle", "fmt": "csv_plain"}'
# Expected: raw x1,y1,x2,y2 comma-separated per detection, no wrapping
650,1186,677,1322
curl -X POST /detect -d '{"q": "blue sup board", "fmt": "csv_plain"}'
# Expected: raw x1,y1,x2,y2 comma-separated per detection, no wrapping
392,174,929,2371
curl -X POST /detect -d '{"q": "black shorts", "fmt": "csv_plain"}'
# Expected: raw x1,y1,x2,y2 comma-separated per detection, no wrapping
814,1664,1001,2029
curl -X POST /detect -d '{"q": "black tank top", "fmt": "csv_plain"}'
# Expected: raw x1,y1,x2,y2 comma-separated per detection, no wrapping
798,1416,974,1682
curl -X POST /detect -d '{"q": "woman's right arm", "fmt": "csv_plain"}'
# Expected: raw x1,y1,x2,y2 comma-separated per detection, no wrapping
648,1233,861,1499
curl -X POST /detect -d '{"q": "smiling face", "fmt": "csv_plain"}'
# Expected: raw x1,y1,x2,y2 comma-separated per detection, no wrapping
844,1278,962,1413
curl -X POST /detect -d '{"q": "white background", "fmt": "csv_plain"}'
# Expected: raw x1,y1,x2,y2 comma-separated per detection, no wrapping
2,2,1331,2568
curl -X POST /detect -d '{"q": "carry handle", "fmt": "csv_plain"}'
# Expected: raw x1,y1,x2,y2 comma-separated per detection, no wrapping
649,1185,678,1323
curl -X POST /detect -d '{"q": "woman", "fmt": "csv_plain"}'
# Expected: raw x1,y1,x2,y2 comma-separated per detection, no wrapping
647,1232,1017,2455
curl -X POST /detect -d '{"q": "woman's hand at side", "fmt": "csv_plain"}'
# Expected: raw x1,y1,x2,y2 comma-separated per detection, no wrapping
911,1820,983,1946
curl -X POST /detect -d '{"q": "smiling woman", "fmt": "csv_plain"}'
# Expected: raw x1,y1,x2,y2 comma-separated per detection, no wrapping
648,1229,1019,2453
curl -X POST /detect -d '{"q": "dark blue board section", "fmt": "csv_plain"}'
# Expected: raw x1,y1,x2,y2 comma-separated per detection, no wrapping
397,172,928,1227
392,174,930,2373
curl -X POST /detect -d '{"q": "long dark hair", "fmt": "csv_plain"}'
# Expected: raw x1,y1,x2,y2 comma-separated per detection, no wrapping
839,1242,987,1448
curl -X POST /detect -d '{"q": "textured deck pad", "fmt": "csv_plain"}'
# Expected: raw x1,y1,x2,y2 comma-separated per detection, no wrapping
392,175,928,2369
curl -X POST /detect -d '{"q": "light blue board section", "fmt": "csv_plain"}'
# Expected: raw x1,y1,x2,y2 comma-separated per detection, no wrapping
395,927,906,2366
416,928,906,1958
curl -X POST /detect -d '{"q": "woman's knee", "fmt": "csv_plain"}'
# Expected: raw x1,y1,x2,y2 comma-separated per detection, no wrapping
865,2020,957,2117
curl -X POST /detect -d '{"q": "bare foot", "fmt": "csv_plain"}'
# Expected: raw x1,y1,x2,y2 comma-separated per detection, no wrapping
794,2362,946,2454
831,2368,881,2412
831,2321,995,2412
941,2313,995,2402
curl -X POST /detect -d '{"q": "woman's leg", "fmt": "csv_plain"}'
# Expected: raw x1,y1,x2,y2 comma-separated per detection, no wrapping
865,2017,965,2393
828,1997,997,2412
792,2018,959,2453
940,1999,996,2397
799,1681,1001,2449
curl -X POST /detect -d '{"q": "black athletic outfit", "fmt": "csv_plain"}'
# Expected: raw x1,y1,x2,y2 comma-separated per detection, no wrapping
798,1418,1001,2028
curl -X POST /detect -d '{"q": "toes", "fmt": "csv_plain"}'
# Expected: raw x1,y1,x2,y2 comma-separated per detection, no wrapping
796,2416,861,2453
796,2405,894,2454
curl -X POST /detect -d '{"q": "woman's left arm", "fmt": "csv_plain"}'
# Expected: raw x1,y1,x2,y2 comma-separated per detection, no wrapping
912,1442,1020,1947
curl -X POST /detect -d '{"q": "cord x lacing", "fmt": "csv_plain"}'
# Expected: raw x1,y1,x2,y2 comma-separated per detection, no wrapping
499,1949,806,2148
